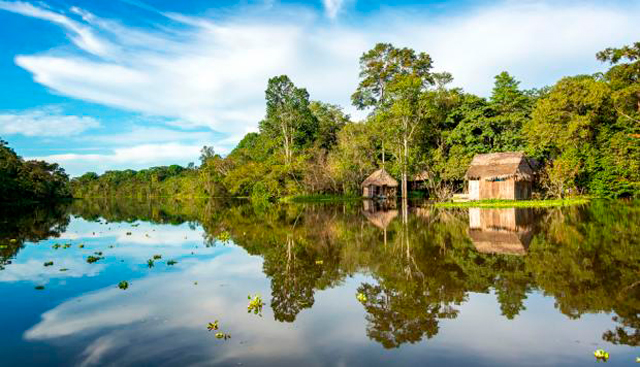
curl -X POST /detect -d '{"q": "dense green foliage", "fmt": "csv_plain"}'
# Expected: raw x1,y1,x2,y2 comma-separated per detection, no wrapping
0,139,70,203
70,42,640,199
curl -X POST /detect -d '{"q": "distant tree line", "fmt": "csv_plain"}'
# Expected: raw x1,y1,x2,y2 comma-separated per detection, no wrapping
69,41,640,199
0,139,70,203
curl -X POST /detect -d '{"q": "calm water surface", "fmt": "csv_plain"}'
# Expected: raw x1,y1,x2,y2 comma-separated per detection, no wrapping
0,199,638,366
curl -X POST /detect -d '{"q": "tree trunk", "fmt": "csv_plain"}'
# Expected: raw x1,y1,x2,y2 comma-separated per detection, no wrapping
402,135,408,198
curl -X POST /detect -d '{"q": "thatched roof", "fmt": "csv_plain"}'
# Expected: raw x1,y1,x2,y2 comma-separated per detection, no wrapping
465,152,533,181
468,229,531,256
361,169,399,187
413,170,431,181
363,209,398,229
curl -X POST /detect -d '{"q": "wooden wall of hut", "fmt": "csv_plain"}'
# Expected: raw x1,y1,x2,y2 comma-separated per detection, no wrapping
477,178,532,200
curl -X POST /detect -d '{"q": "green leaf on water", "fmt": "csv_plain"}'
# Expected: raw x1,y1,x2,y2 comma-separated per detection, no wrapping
247,294,264,316
118,281,129,290
356,292,367,303
594,349,609,361
207,320,219,331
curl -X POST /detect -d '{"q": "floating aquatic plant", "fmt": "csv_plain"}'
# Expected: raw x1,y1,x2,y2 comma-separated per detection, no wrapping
94,251,103,256
147,259,155,268
126,232,132,235
78,244,84,248
34,285,45,290
247,294,264,315
43,261,53,267
118,281,129,290
167,260,177,266
594,349,609,361
207,320,219,331
52,244,61,249
356,292,367,303
86,255,102,264
59,268,68,272
63,243,71,249
153,254,162,260
215,332,231,340
216,231,231,244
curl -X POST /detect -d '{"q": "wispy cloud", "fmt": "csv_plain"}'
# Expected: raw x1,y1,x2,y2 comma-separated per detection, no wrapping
322,0,344,19
30,143,205,175
0,106,100,137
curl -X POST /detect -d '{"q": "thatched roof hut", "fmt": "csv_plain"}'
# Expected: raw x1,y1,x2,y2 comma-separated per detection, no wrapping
465,152,534,200
361,169,399,188
413,170,431,182
465,152,533,181
362,169,398,198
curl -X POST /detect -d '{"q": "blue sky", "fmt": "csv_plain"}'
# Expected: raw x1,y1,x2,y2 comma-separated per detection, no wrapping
0,0,639,176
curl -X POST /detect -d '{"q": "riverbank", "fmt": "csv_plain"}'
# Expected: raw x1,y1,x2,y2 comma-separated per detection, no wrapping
433,197,591,208
279,194,362,203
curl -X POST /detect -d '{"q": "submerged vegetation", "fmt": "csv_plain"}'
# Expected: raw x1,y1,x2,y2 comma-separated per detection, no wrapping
65,42,639,200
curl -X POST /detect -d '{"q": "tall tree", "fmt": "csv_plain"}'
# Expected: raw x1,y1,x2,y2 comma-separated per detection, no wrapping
351,43,434,110
260,75,317,166
352,43,435,197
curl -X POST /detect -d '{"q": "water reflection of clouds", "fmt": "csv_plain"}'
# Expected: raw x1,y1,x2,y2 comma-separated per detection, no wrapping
0,257,104,283
24,247,321,366
23,242,630,367
1,218,213,284
61,218,205,246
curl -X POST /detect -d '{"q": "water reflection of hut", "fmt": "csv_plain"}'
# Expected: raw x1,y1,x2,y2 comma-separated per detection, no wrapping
362,169,398,198
468,208,534,255
465,152,534,200
363,200,398,246
362,200,398,229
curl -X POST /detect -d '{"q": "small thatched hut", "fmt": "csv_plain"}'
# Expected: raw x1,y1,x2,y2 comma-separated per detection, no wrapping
362,169,398,198
410,170,431,191
465,152,533,200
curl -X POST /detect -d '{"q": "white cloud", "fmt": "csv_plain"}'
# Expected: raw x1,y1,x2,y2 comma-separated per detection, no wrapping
323,0,344,19
29,142,204,175
0,1,115,57
0,106,100,137
86,125,216,146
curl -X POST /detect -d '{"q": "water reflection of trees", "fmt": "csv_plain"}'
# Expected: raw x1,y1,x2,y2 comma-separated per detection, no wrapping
0,203,71,270
15,198,639,348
